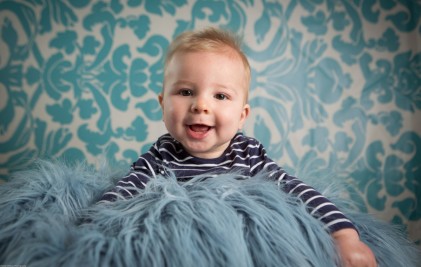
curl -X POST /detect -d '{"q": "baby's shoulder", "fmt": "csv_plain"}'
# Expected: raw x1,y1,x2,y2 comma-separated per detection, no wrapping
233,133,263,147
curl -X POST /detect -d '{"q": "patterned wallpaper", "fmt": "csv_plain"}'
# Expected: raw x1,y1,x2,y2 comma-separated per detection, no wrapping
0,0,420,245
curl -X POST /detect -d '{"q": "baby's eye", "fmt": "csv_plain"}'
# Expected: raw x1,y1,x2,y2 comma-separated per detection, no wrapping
215,93,228,100
179,89,193,96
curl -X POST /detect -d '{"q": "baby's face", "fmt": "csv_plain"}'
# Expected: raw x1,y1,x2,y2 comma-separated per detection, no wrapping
159,50,250,159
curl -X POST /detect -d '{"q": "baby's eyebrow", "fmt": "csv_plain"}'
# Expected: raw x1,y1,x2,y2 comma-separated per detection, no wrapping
211,83,238,91
172,80,195,87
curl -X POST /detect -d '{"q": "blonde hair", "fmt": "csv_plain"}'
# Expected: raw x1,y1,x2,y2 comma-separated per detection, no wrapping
163,27,251,99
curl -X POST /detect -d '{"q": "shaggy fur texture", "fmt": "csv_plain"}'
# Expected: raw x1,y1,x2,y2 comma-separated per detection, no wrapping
0,160,419,266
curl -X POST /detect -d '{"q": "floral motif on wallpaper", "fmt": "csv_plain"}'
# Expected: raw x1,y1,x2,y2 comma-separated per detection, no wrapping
0,0,420,244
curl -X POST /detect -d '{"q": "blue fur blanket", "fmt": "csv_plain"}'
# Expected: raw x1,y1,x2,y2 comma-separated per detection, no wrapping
0,160,419,266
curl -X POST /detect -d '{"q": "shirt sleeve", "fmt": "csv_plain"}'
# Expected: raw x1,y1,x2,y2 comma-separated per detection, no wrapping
274,170,356,233
98,156,157,203
249,140,357,233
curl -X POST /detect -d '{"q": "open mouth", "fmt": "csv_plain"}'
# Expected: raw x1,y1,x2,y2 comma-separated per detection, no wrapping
186,124,213,139
189,124,212,132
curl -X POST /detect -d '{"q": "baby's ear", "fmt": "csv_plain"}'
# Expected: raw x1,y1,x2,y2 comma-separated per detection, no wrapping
158,93,165,121
239,104,250,129
158,93,164,109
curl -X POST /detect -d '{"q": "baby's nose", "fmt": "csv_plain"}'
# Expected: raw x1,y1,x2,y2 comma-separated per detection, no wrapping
191,97,209,113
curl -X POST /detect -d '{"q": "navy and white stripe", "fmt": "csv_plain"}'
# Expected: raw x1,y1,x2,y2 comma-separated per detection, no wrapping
99,133,356,233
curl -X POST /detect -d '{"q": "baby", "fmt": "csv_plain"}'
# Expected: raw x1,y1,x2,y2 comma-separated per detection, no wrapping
100,27,376,267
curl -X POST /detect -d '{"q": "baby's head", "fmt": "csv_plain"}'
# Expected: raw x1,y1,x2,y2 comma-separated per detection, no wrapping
159,27,251,158
163,27,251,102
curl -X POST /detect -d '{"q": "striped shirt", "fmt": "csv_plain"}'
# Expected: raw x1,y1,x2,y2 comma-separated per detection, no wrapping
100,133,356,233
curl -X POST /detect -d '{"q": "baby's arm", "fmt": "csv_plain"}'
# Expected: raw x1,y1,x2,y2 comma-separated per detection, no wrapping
333,228,377,267
99,156,156,202
276,171,356,231
275,171,376,266
98,168,150,202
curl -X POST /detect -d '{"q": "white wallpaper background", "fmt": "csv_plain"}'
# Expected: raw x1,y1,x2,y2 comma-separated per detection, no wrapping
0,0,420,246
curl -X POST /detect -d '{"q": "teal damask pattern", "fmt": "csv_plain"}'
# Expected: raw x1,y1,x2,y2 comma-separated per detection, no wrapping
0,0,420,245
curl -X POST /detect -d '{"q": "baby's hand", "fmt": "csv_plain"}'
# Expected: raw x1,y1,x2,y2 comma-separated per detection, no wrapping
332,228,377,267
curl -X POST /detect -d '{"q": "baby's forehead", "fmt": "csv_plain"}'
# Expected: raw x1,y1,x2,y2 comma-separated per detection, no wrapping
165,49,250,99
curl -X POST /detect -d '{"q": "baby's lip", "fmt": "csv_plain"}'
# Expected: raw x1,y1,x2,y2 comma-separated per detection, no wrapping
185,124,213,140
188,124,213,132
